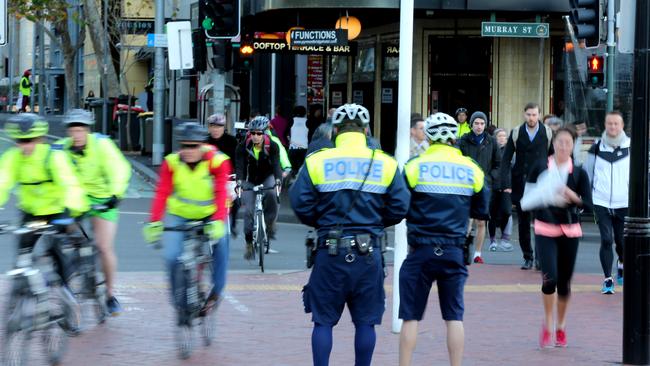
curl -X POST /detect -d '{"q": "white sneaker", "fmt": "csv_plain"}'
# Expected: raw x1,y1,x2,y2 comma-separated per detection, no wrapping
498,239,514,252
488,241,498,251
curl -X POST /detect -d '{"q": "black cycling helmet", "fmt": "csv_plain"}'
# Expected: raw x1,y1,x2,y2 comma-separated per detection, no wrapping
5,113,49,139
455,107,468,117
174,122,207,142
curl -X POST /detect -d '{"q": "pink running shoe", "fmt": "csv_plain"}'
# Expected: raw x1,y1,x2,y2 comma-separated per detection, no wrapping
539,326,553,348
555,329,567,348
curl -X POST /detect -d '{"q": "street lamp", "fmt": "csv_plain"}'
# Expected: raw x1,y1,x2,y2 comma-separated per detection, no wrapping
335,14,362,40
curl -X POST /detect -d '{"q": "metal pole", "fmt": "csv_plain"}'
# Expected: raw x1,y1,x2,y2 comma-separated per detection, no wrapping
102,0,108,135
606,0,616,111
30,23,36,112
38,21,45,115
271,53,276,117
153,0,165,165
8,17,14,113
622,0,650,363
392,0,413,334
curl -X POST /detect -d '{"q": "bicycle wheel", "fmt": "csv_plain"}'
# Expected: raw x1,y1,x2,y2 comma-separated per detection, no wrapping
176,325,192,360
90,272,109,324
3,296,33,366
256,212,265,273
201,303,217,346
41,319,68,365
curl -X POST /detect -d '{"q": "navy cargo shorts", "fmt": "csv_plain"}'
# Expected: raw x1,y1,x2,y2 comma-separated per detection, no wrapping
399,244,468,321
302,248,385,326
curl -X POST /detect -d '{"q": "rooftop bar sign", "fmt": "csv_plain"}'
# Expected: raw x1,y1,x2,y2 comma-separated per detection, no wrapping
290,29,348,46
481,22,549,38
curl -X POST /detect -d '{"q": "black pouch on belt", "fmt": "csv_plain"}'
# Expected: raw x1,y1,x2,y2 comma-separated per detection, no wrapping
305,232,316,268
356,234,372,255
327,229,341,256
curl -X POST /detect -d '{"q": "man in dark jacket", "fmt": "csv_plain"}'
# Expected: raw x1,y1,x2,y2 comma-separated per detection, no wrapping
499,102,554,270
235,116,282,259
458,111,500,264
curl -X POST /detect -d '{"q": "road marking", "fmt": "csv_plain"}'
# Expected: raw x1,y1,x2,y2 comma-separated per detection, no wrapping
224,293,249,313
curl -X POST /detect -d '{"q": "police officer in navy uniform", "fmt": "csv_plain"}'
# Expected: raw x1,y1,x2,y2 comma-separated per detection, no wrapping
290,103,410,366
398,113,490,366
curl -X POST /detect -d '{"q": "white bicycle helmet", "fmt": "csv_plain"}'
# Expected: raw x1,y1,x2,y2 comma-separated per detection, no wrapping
424,112,458,143
248,116,270,131
331,103,370,126
63,109,95,126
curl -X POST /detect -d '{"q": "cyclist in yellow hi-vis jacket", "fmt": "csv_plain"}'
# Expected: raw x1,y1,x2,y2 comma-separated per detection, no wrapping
54,109,131,316
0,113,89,286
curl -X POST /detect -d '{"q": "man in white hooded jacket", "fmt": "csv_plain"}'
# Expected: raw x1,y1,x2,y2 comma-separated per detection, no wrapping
584,111,630,295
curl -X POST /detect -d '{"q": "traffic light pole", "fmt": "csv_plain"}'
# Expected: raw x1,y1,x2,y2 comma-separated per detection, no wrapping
606,0,615,111
211,69,225,116
622,0,650,363
153,0,165,165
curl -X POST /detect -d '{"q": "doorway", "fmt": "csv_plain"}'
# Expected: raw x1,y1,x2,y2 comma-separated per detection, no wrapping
427,36,492,118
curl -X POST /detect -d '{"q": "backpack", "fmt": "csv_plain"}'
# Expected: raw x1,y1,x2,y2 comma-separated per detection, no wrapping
511,123,553,150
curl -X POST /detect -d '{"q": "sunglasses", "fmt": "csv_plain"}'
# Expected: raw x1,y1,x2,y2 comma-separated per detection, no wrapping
16,138,36,144
250,131,264,136
180,143,201,149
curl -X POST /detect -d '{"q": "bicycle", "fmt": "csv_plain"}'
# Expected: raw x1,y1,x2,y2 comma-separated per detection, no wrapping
151,221,218,359
1,220,80,366
239,184,279,273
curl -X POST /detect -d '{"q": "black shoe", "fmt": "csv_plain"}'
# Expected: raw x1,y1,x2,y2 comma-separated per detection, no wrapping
521,259,533,270
244,241,254,260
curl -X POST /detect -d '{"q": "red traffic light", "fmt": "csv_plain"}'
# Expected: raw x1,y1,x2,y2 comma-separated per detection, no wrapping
588,55,604,73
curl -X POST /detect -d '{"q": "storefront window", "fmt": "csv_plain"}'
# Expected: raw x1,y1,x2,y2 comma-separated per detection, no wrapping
355,47,375,73
330,55,348,84
382,43,399,81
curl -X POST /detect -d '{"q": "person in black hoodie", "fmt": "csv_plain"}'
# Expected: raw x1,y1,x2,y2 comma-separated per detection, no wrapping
458,111,500,263
520,127,591,348
487,128,514,252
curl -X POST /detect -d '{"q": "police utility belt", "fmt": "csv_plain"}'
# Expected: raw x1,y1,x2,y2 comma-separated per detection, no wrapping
322,233,375,256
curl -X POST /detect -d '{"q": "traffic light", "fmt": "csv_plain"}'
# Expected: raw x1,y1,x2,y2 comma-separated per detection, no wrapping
192,30,207,73
235,41,254,71
569,0,603,48
587,54,605,88
208,40,231,70
199,0,240,39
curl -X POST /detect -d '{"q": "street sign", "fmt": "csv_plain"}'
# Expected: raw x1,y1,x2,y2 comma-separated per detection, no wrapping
290,29,347,46
118,19,155,34
481,22,549,38
252,39,357,55
0,0,6,46
166,21,193,70
147,33,168,48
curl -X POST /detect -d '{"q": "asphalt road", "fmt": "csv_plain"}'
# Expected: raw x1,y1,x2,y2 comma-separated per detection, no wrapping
0,126,613,278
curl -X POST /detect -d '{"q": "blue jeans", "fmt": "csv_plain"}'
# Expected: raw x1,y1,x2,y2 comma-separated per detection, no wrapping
162,214,229,309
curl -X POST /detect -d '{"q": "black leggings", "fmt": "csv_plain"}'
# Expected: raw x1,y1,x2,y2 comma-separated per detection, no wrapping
594,205,627,278
488,191,512,238
536,234,579,298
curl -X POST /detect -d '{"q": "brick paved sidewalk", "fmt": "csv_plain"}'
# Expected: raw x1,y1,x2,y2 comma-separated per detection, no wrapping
0,264,622,365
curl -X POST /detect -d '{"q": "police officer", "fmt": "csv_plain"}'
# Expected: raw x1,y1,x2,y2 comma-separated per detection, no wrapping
398,113,489,366
290,103,410,366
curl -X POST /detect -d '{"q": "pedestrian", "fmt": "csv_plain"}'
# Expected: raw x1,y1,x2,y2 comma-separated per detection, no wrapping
19,69,32,112
454,107,471,139
583,111,629,294
488,128,514,252
143,123,231,354
270,105,290,147
205,113,240,236
409,114,429,158
572,120,588,165
290,103,410,366
520,126,591,348
500,102,554,270
307,104,325,142
458,111,500,263
544,115,563,133
399,112,490,366
307,122,333,155
288,105,309,174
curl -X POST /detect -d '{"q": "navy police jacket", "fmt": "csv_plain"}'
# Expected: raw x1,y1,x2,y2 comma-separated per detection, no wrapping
404,143,490,246
289,132,410,240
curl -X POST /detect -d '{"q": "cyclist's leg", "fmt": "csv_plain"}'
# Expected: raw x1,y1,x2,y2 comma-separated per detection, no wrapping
262,175,279,239
90,217,118,297
162,214,186,308
241,184,255,258
211,229,229,298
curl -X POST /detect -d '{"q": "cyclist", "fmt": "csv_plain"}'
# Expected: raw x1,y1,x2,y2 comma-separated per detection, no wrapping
399,113,489,366
235,116,282,260
143,122,231,319
290,103,410,366
0,113,89,296
55,109,131,316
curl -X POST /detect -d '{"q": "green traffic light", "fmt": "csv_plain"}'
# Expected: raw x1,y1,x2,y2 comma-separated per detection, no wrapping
202,18,214,30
